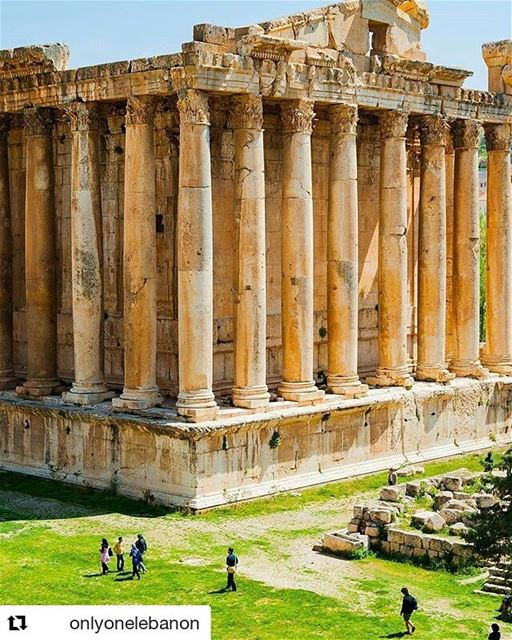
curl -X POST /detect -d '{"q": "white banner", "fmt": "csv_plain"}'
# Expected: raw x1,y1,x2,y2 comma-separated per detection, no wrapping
0,606,211,639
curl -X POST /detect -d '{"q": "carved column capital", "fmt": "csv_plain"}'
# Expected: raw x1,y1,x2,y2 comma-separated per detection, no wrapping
484,123,511,151
230,95,263,130
329,104,358,136
281,98,315,135
177,89,210,126
452,119,481,149
63,102,101,132
24,107,54,136
125,95,156,126
379,111,409,139
418,114,448,146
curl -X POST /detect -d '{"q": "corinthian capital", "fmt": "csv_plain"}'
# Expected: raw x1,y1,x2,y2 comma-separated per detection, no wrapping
452,119,481,150
177,89,210,126
281,99,315,135
24,107,54,136
484,123,511,151
329,104,358,136
125,96,156,126
63,102,101,132
418,114,448,146
230,95,263,130
379,111,409,139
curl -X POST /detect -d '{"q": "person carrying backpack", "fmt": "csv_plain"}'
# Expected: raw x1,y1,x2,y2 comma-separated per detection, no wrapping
135,534,148,573
400,587,418,634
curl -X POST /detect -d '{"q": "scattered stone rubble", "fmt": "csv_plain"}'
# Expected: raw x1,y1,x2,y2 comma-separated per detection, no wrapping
321,468,496,564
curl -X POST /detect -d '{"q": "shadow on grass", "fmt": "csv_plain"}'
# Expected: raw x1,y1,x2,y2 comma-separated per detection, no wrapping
83,573,105,578
114,576,140,582
0,470,174,521
208,588,230,595
380,633,408,638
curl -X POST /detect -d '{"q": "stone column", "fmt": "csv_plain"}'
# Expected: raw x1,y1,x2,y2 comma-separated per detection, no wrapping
278,99,324,403
176,89,218,421
416,115,454,383
62,103,114,405
327,104,367,397
367,111,414,388
0,117,16,389
450,119,488,378
16,108,59,396
445,128,455,364
112,96,162,411
230,95,269,409
482,123,512,374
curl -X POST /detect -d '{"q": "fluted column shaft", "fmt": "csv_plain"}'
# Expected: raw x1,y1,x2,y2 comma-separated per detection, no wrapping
327,104,367,397
63,103,113,405
17,108,59,396
278,99,323,404
0,118,16,389
176,89,218,422
482,123,512,373
445,130,455,364
231,95,269,409
450,119,488,378
367,112,414,388
112,96,162,411
416,115,454,383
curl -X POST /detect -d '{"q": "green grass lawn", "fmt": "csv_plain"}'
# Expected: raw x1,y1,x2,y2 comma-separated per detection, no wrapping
0,450,509,640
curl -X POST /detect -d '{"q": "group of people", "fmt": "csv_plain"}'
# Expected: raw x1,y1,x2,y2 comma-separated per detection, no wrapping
99,533,148,580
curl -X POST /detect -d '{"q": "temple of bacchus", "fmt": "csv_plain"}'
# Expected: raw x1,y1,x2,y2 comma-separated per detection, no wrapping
0,0,512,508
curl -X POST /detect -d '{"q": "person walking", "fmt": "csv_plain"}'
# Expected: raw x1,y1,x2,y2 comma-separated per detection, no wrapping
225,547,238,592
135,534,148,573
489,623,501,640
99,538,111,575
400,587,418,634
388,468,397,486
114,536,124,572
130,544,141,580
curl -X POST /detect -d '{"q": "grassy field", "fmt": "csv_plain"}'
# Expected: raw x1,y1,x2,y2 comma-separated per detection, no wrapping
0,451,509,640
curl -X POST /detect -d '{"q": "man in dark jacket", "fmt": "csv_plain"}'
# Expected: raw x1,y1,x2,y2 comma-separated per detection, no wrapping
400,587,417,634
135,534,148,573
225,547,238,592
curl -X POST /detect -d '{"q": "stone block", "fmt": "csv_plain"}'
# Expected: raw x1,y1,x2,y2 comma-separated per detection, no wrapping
450,522,470,537
353,504,364,518
380,541,391,554
427,549,440,559
347,523,360,533
387,528,405,545
411,510,446,533
369,507,394,524
474,493,498,509
389,542,400,554
427,536,453,554
440,475,463,492
365,525,380,538
402,531,424,548
400,544,413,558
406,481,421,497
445,499,476,512
413,547,427,558
433,490,453,510
397,465,425,477
380,485,404,502
452,541,473,557
439,508,463,525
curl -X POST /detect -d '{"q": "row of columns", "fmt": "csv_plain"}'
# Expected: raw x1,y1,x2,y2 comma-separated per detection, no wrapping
0,96,510,420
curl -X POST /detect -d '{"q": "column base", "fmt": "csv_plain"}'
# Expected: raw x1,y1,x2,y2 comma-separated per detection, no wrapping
112,388,163,411
177,390,218,422
366,368,414,389
278,381,325,405
327,374,368,398
449,360,489,379
480,355,512,376
232,385,270,409
415,365,455,384
0,371,17,390
63,385,115,406
16,379,63,397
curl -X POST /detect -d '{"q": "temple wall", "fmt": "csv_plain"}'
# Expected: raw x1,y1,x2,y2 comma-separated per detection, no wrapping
4,104,421,397
1,378,510,509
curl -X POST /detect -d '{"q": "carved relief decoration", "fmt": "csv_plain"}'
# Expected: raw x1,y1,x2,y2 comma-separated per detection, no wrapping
452,119,481,149
379,111,409,139
329,104,358,136
484,123,511,151
63,102,101,132
125,95,156,126
281,98,315,135
177,89,210,126
24,107,54,136
418,114,448,146
230,95,263,130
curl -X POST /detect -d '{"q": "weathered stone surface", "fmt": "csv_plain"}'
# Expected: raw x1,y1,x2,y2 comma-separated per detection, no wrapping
411,510,446,532
450,522,470,537
473,492,498,509
444,499,476,512
439,508,464,525
433,490,453,510
380,485,405,502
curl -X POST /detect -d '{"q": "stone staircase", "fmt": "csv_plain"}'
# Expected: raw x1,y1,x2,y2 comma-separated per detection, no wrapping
481,564,512,596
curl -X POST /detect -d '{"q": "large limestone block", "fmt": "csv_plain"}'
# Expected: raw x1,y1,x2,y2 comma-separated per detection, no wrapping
445,499,476,513
369,507,395,524
323,531,369,555
433,491,453,511
450,522,470,537
474,493,498,509
439,508,464,525
380,485,405,502
411,510,446,533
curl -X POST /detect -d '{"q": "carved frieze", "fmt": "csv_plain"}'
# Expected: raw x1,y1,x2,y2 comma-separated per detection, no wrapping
23,107,54,136
329,104,357,136
230,94,263,130
177,89,210,126
125,95,156,126
63,102,101,132
418,114,448,146
484,123,511,151
281,98,315,135
452,119,481,149
379,111,409,139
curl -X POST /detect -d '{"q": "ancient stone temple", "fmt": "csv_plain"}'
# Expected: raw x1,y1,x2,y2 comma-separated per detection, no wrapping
0,1,511,508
